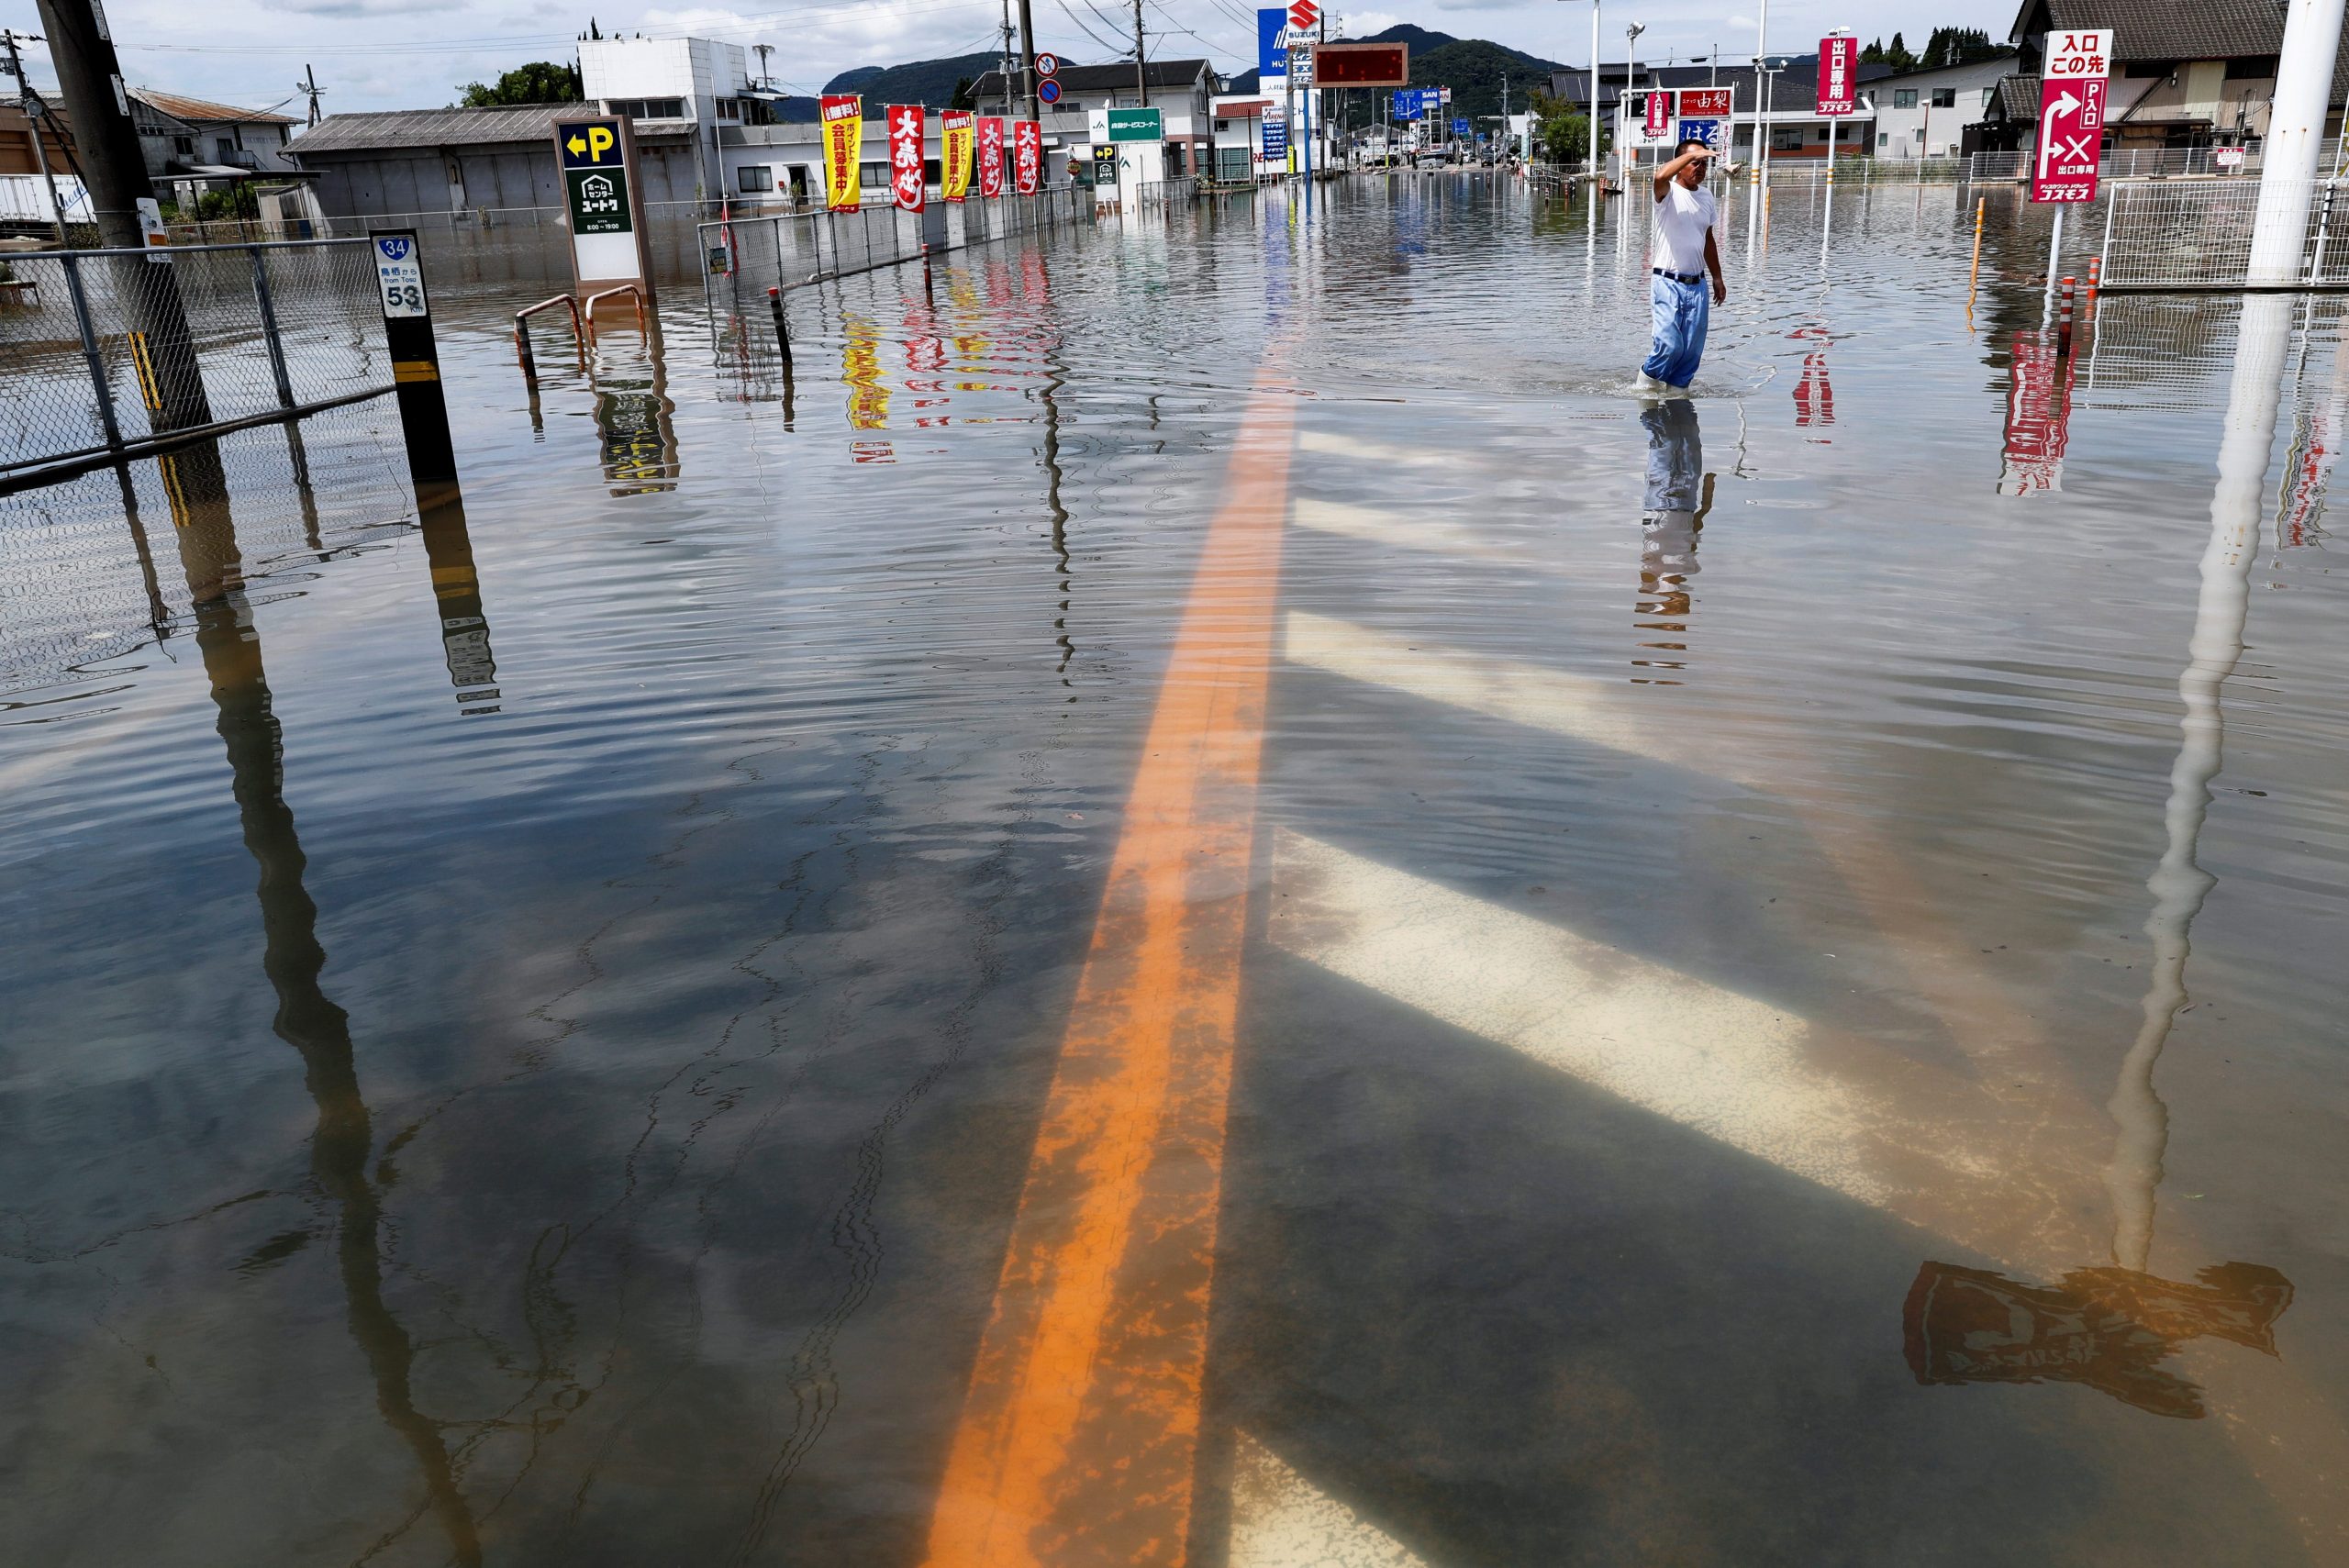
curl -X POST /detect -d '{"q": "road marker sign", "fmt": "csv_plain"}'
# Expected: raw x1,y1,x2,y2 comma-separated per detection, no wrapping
1034,51,1059,77
2032,29,2110,204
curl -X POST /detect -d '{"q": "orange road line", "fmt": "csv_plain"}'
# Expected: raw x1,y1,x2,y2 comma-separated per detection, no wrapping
923,366,1297,1568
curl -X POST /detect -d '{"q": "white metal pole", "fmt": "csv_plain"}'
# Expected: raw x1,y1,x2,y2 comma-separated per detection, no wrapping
2249,0,2349,284
1590,0,1602,195
2045,204,2064,309
1754,0,1769,190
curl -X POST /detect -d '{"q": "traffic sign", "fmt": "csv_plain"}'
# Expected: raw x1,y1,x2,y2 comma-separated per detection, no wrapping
1288,0,1318,31
1678,117,1724,152
1105,106,1163,141
1817,35,1857,116
1451,117,1470,136
558,118,624,167
1034,50,1060,77
1039,78,1063,105
2032,28,2110,203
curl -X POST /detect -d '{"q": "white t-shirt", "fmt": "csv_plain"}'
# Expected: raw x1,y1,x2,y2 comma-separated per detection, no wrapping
1652,181,1717,276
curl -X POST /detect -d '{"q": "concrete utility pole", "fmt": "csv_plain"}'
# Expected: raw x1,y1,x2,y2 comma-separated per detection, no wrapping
2,28,69,241
2248,0,2349,284
1132,0,1148,106
751,45,772,94
298,61,322,127
1016,0,1039,120
33,0,214,429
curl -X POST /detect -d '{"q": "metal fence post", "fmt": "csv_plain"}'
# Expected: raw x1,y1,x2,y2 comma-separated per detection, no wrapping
248,245,297,409
57,253,123,454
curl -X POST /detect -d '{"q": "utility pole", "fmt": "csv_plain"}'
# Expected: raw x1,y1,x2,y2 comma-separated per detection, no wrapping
1015,0,1039,121
297,61,322,128
1132,0,1148,106
33,0,214,430
2,28,68,241
2249,0,2349,284
998,0,1015,111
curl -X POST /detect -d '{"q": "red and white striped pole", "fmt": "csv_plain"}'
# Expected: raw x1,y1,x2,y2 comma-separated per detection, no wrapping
2056,275,2076,356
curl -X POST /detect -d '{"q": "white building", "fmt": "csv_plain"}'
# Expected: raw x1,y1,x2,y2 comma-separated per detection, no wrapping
580,36,755,196
1868,53,2018,159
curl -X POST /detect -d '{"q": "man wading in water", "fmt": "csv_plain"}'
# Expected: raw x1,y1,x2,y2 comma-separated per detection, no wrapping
1637,139,1729,397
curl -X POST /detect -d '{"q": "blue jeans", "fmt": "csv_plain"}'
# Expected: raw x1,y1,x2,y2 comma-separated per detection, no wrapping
1642,273,1709,387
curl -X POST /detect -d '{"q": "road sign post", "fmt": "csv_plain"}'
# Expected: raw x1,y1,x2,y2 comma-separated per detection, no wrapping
2032,28,2110,303
553,116,656,306
1818,35,1856,186
369,228,457,486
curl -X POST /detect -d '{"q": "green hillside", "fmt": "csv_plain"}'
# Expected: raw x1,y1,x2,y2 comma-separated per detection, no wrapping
820,50,1002,108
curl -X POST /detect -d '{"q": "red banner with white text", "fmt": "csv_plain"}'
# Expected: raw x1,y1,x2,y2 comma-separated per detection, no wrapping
977,117,1006,198
1013,119,1041,195
887,104,925,211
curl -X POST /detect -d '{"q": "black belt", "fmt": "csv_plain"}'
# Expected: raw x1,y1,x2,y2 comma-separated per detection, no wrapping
1653,268,1703,284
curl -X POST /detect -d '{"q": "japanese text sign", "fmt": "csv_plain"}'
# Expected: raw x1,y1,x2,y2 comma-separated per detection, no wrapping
941,110,974,202
1013,119,1041,195
2032,77,2108,202
977,117,1005,198
887,104,925,212
1646,90,1670,139
1817,36,1857,116
821,95,863,211
2045,27,2112,81
1679,87,1731,118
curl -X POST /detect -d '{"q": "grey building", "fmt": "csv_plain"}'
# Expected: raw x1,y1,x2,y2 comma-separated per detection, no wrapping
293,104,702,221
1867,54,2018,159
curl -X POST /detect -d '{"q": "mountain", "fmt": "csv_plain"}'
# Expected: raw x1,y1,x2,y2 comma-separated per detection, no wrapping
1411,39,1559,125
819,51,1002,108
1360,24,1461,53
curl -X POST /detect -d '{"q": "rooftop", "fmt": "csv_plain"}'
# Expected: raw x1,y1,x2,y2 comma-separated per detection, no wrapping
132,88,299,127
293,104,686,154
971,58,1215,97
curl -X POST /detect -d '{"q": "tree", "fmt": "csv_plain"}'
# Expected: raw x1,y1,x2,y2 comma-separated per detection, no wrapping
1528,88,1607,165
949,75,975,111
456,61,584,107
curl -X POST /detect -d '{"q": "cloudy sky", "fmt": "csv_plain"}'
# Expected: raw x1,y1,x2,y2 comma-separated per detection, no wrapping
7,0,2018,117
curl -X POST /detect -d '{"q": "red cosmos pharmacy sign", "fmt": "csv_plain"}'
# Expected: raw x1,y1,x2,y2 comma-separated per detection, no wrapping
2032,28,2111,203
1817,36,1857,116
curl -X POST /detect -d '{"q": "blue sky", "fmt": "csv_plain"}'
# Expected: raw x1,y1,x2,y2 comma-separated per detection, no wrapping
1,0,2018,117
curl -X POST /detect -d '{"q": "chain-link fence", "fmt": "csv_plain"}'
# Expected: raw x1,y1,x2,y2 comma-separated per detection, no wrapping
2096,180,2349,291
1968,143,2342,184
699,185,1085,310
0,399,413,698
1134,176,1200,208
0,237,391,482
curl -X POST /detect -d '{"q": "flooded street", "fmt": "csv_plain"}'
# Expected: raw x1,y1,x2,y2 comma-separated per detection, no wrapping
6,177,2349,1565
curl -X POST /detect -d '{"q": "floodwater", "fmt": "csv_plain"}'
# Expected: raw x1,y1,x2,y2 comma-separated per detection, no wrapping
5,177,2349,1567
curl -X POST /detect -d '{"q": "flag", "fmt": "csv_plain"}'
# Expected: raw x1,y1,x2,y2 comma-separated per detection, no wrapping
821,95,863,211
1013,119,1041,195
887,104,926,212
942,110,975,203
977,117,1006,198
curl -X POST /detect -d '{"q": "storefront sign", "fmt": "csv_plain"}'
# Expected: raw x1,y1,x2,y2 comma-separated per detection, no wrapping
887,104,925,211
941,110,975,201
977,117,1006,198
1013,118,1041,195
821,94,864,211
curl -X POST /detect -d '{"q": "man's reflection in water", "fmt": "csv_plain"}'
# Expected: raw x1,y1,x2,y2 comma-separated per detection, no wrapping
1633,399,1713,684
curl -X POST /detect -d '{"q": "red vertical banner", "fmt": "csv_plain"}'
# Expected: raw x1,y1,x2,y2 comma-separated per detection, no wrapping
2032,28,2112,204
977,117,1006,198
1013,119,1041,195
1816,37,1857,116
1645,91,1670,139
887,104,926,211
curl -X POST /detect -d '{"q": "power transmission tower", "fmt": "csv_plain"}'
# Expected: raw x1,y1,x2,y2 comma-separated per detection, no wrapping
297,61,322,128
1,28,68,239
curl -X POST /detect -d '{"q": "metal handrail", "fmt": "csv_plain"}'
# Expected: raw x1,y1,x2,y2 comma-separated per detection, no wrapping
580,283,646,340
514,293,583,378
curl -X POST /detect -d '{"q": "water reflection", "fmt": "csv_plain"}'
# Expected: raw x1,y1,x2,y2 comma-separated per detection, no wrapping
593,326,682,495
1632,399,1710,684
1998,328,2074,495
158,440,483,1562
416,483,503,714
1903,1260,2294,1418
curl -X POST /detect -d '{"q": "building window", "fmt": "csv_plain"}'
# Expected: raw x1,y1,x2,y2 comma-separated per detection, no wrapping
717,97,740,120
738,164,772,192
173,134,195,154
1894,88,1918,108
611,97,685,119
1877,131,1888,145
1771,127,1805,151
1982,87,1996,107
216,136,236,161
2225,55,2278,81
1931,87,1957,108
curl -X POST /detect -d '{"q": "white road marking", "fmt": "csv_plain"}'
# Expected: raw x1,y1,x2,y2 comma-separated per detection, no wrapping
1269,828,1893,1205
1230,1429,1433,1568
1283,611,1671,770
1291,498,1498,558
1298,430,1464,469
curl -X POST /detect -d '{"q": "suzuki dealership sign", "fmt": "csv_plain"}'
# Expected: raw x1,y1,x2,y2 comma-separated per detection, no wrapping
2032,28,2110,203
